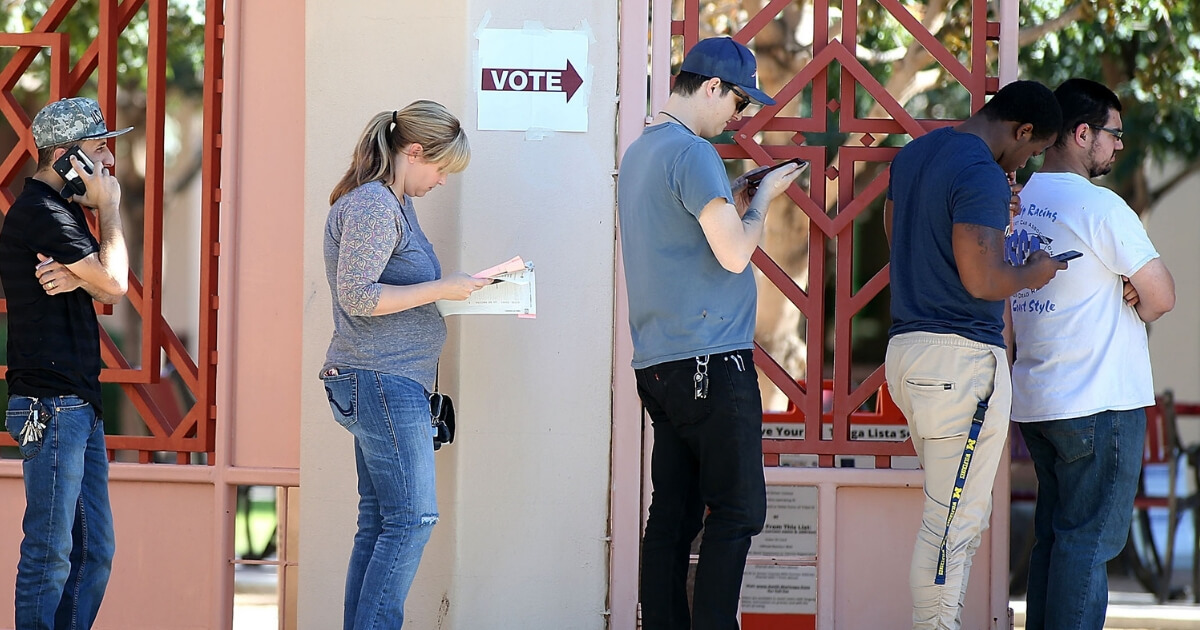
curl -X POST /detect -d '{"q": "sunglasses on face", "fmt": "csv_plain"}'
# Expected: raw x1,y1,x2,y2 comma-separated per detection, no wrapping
726,83,751,114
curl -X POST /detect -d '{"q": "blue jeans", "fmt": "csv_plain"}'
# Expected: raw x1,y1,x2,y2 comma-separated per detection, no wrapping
5,395,114,630
321,369,438,630
635,349,767,630
1019,409,1146,630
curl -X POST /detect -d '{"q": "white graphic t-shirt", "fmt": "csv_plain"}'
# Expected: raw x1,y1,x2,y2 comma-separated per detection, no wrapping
1006,171,1159,422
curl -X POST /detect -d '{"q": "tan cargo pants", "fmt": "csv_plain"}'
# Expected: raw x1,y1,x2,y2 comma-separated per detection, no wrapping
886,331,1011,630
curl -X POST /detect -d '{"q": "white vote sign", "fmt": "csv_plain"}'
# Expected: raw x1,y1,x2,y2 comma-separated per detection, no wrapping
477,27,589,132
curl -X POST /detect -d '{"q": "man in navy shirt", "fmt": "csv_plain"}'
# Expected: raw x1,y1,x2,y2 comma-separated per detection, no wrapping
884,81,1063,629
0,97,130,629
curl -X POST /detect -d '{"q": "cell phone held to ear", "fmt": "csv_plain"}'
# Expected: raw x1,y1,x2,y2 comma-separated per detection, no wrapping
743,158,808,197
51,146,94,198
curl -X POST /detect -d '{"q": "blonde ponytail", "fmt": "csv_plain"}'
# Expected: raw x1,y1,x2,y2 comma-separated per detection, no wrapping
329,100,470,205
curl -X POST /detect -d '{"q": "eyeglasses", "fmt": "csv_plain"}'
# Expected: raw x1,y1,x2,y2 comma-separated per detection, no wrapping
1088,124,1124,141
726,83,751,114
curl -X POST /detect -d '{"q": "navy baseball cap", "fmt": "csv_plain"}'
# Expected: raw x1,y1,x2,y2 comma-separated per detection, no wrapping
680,37,775,106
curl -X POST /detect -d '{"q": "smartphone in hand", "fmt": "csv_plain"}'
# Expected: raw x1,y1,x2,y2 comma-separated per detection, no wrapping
51,146,94,197
1052,250,1082,262
744,158,808,197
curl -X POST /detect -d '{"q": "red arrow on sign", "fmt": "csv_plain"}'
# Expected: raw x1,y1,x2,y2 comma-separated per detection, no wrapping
481,60,583,103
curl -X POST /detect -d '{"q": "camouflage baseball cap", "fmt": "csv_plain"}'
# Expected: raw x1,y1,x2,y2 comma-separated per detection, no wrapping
31,97,133,149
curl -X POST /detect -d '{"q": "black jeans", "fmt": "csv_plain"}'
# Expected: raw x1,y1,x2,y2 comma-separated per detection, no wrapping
635,349,767,630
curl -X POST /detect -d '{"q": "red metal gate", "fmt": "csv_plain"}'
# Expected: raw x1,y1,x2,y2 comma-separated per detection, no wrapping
0,0,222,461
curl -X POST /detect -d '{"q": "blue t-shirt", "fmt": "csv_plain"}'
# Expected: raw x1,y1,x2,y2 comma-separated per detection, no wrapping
617,122,757,368
887,127,1010,346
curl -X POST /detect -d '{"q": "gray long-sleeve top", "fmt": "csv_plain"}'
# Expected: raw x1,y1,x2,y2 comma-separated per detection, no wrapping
321,181,445,391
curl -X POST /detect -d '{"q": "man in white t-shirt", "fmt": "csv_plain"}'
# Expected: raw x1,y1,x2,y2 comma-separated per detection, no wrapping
1006,78,1176,629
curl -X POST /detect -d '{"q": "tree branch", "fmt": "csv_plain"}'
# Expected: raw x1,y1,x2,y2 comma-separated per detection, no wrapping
1018,3,1087,47
856,47,909,64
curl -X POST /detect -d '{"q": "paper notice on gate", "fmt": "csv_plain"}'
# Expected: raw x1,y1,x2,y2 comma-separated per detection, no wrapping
435,257,536,317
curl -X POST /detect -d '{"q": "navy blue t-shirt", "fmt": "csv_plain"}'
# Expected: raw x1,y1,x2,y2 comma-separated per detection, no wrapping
887,127,1010,346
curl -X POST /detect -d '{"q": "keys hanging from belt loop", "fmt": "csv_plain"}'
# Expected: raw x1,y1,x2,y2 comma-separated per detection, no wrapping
19,398,46,446
694,355,710,400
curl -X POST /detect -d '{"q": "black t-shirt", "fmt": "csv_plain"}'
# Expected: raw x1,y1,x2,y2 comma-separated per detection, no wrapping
0,178,103,411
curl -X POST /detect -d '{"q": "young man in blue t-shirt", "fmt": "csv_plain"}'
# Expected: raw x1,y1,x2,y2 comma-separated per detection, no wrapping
617,37,802,630
883,80,1063,629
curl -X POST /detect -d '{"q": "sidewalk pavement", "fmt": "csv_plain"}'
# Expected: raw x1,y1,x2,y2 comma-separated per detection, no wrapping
1012,570,1200,630
234,565,279,630
233,563,1200,629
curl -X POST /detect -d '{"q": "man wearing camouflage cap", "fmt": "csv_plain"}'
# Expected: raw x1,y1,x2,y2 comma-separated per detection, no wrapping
0,96,131,629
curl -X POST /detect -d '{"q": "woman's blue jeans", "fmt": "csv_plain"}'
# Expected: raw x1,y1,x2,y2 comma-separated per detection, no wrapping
322,369,439,630
5,395,114,630
1019,408,1146,630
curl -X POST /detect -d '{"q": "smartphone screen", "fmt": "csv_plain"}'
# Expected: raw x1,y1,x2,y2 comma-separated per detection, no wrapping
745,158,808,185
744,158,808,196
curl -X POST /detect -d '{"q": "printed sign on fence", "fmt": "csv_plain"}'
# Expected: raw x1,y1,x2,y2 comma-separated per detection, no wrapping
740,564,817,614
749,485,818,557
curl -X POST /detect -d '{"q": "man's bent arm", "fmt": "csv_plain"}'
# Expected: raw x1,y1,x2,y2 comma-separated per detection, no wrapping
1127,258,1174,323
952,223,1062,300
698,198,766,273
71,272,126,304
65,206,128,304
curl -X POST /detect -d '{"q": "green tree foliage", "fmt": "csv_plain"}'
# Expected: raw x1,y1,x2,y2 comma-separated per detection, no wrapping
736,0,1200,212
1,0,206,97
1021,0,1200,212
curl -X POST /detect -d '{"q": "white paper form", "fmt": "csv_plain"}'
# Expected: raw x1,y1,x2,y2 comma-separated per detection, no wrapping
435,256,536,317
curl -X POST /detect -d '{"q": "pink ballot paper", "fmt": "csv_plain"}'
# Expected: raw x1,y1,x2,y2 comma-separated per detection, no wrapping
436,256,536,317
472,255,527,279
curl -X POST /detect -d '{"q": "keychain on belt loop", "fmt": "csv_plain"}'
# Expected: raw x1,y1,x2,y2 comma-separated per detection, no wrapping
693,355,710,400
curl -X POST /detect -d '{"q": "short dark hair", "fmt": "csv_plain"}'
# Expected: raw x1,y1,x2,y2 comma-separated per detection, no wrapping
37,144,68,170
1052,78,1122,148
978,80,1063,141
670,71,733,98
